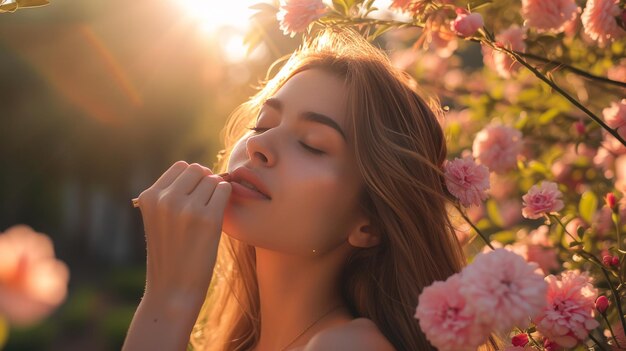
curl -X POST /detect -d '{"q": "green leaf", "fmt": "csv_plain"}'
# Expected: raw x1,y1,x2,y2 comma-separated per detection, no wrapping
487,199,505,228
579,191,598,224
368,24,393,41
528,160,550,176
538,108,560,125
491,230,515,244
332,0,348,14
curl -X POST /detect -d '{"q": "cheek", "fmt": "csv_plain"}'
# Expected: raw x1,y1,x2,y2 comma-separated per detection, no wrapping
278,170,356,248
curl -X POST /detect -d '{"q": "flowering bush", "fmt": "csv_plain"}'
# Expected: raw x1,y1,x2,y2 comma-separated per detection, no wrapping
251,0,626,349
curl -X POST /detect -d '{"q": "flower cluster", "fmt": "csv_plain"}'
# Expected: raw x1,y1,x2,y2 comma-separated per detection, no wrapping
415,249,547,351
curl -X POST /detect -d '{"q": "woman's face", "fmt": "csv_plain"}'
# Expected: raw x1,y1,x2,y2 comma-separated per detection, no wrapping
222,68,364,255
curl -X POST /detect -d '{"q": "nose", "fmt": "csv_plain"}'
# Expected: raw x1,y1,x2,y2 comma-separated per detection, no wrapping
245,132,275,167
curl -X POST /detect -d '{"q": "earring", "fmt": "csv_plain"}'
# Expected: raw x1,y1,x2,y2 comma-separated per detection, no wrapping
312,249,317,253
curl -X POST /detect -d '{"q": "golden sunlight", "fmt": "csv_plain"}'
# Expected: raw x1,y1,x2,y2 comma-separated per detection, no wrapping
174,0,258,34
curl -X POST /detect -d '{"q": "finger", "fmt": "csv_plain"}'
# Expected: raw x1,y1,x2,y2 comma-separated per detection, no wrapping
205,182,232,220
168,163,212,195
151,161,189,190
189,174,222,206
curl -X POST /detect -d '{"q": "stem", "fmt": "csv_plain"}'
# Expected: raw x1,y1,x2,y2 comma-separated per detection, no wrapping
457,206,495,250
600,266,626,340
589,332,609,351
551,215,580,245
494,43,626,147
526,332,542,350
614,210,625,254
512,51,626,89
603,312,623,349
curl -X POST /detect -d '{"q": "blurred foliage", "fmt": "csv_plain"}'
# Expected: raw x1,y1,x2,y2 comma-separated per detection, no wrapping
0,0,297,349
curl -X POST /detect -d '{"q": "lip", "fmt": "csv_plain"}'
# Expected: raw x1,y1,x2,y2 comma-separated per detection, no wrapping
230,167,272,200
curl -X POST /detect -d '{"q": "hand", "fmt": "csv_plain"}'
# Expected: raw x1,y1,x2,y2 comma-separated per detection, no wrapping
135,161,232,305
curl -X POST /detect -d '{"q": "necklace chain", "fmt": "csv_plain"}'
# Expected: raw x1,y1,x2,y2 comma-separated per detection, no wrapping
279,304,343,351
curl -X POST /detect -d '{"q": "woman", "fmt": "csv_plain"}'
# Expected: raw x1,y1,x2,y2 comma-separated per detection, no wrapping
123,28,498,351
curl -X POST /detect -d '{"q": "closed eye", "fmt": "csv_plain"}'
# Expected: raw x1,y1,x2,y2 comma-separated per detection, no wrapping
299,141,325,155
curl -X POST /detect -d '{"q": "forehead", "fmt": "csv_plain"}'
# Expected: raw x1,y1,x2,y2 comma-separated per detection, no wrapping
272,69,348,127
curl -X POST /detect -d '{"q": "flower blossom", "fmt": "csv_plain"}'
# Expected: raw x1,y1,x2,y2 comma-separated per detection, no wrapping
482,26,527,78
581,0,626,47
459,248,548,331
0,225,69,326
521,0,579,33
510,225,560,274
444,156,490,207
472,124,523,174
603,99,626,140
276,0,327,37
522,181,565,219
533,270,600,348
415,274,490,351
451,9,484,37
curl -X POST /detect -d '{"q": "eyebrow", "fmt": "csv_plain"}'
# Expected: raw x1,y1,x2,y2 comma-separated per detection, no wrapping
262,98,347,141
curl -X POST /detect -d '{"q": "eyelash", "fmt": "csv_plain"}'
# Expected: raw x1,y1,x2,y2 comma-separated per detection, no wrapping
246,127,325,155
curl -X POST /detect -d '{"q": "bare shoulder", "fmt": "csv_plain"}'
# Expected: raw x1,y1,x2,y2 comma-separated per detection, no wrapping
302,318,396,351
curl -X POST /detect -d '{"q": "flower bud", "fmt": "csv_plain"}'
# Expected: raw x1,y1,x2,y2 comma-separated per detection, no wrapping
574,121,585,135
603,255,614,267
613,256,620,267
606,192,617,210
511,333,529,347
596,295,609,314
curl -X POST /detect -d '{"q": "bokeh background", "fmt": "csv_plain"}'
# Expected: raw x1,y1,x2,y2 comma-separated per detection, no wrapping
0,1,300,349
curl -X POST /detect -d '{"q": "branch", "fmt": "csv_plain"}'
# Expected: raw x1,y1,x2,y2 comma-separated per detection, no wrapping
512,51,626,89
492,42,626,147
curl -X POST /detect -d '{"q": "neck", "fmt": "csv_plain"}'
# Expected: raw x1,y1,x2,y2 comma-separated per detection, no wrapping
252,244,354,351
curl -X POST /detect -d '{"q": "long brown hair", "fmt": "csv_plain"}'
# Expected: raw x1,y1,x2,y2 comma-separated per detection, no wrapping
190,28,500,351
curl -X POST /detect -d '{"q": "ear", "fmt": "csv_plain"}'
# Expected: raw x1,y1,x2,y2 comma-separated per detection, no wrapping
347,220,381,249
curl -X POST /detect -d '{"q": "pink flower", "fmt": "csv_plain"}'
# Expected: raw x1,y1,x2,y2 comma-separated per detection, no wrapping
428,27,458,58
444,156,491,207
276,0,327,37
460,248,548,331
581,0,626,47
522,181,565,219
451,9,484,37
482,26,527,78
415,274,490,351
522,0,579,33
0,225,69,326
509,239,560,275
472,124,523,174
604,99,626,139
533,270,600,348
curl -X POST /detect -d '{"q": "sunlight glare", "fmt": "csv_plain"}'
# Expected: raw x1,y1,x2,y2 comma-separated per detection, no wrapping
175,0,257,33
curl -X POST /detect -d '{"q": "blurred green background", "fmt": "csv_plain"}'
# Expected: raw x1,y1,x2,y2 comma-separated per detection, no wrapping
0,0,298,349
